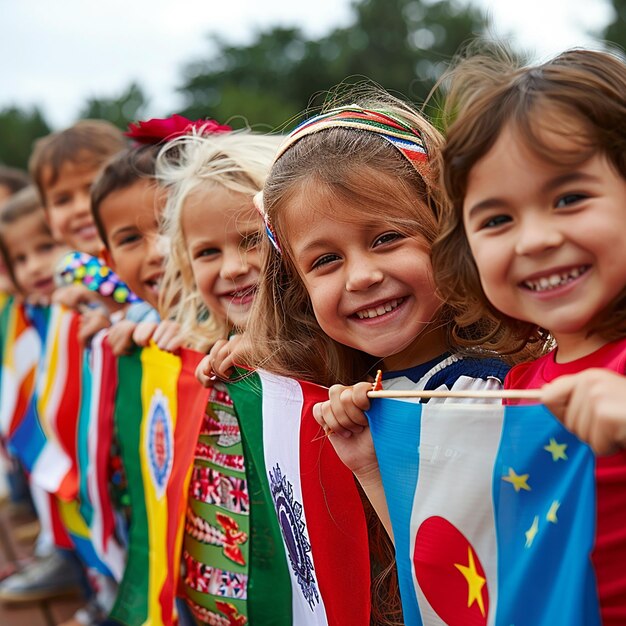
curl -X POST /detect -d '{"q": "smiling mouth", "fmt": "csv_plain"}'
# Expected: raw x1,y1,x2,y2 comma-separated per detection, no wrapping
522,266,589,292
223,285,257,300
355,298,404,320
145,277,162,292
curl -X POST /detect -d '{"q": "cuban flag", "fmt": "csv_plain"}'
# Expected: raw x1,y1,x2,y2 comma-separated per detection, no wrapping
367,400,600,626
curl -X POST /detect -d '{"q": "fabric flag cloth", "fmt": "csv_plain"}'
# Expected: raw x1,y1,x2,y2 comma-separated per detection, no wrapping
32,305,84,500
83,332,127,582
367,399,600,626
106,344,209,626
0,299,44,459
226,369,371,626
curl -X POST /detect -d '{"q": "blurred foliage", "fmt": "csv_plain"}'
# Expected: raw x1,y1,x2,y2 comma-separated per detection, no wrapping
78,83,148,130
0,107,50,171
178,0,489,130
2,0,623,170
603,0,626,50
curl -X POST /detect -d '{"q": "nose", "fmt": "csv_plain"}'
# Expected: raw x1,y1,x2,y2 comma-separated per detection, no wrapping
146,234,167,265
220,247,248,281
514,215,564,256
345,255,384,292
72,190,92,217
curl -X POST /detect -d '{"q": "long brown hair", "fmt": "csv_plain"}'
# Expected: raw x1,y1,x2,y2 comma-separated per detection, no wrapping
245,95,447,387
432,46,626,355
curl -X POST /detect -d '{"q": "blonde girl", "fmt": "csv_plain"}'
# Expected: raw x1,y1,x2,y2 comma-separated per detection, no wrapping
155,129,280,626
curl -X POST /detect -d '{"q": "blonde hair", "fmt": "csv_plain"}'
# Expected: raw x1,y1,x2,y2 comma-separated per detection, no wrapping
156,130,281,351
432,46,626,355
245,94,449,387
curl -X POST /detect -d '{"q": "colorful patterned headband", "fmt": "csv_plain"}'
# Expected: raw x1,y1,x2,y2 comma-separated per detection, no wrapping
260,105,430,254
275,105,429,169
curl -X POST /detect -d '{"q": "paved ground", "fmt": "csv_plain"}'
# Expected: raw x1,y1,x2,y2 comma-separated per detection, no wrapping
0,501,85,625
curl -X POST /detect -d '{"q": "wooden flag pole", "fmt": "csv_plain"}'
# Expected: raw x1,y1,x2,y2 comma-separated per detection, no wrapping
367,389,543,400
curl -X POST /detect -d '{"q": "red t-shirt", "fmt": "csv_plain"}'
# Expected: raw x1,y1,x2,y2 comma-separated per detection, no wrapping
506,337,626,625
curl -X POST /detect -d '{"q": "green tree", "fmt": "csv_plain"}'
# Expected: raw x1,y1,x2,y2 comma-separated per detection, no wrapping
602,0,626,50
0,106,51,170
78,82,148,131
178,0,489,130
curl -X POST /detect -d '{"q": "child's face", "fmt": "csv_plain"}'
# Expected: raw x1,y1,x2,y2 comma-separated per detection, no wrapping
182,185,261,329
3,213,68,299
463,123,626,357
43,160,104,256
100,180,165,309
285,187,444,370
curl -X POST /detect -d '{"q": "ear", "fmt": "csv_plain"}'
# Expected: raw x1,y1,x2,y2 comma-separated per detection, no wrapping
100,247,115,271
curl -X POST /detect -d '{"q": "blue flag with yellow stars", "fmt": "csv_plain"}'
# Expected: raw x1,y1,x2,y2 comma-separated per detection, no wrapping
367,400,600,626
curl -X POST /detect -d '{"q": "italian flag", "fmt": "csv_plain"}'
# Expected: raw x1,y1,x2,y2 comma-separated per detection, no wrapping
106,343,209,626
226,369,372,626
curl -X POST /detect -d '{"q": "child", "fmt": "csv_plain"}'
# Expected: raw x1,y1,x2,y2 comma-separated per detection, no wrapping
432,48,626,624
29,119,135,343
0,187,85,605
0,186,69,305
90,143,173,355
241,101,510,621
156,129,279,625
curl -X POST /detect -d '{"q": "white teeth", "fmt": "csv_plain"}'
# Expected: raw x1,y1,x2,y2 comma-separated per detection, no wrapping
524,267,586,292
355,298,402,320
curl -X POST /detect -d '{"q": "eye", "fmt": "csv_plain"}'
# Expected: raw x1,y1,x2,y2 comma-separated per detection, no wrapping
481,214,512,229
119,234,141,246
194,247,220,260
311,253,340,270
51,194,71,206
374,231,403,246
13,254,26,266
37,242,56,253
556,193,586,208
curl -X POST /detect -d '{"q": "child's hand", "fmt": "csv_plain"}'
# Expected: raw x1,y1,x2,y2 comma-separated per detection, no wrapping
313,382,392,539
132,321,158,347
52,284,101,310
195,334,249,387
542,368,626,455
78,307,111,346
151,320,185,353
107,319,137,356
132,320,184,353
312,382,375,473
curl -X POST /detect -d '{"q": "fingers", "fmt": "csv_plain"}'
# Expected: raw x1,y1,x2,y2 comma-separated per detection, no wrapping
152,320,183,353
195,354,216,388
132,321,158,347
312,385,369,439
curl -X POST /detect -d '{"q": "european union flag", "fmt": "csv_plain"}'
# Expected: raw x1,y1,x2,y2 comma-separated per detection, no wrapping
367,400,601,626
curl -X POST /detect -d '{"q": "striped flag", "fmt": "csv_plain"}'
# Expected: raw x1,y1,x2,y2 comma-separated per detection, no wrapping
32,305,83,500
225,369,371,626
107,344,209,626
367,400,601,626
0,299,43,449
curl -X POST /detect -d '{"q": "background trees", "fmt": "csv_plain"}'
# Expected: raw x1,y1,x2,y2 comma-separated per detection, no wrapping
1,0,624,169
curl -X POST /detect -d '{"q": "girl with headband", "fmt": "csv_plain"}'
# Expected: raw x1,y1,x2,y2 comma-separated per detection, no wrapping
238,96,514,622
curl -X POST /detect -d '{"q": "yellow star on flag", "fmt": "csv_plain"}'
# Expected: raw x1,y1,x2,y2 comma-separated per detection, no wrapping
544,438,568,461
546,500,560,524
502,467,531,492
454,546,486,617
525,515,539,548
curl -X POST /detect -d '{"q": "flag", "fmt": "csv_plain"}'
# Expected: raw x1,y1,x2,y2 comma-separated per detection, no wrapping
225,369,371,626
0,299,43,450
32,305,83,500
84,331,127,582
107,344,209,626
367,399,601,626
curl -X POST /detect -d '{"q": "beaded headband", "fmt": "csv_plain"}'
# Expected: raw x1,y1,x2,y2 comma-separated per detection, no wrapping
259,105,430,254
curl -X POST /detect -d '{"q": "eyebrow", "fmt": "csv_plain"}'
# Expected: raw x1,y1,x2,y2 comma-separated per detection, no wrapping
110,225,138,238
466,171,601,219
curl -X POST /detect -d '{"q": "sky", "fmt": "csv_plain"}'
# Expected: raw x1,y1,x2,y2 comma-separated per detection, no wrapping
0,0,616,129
